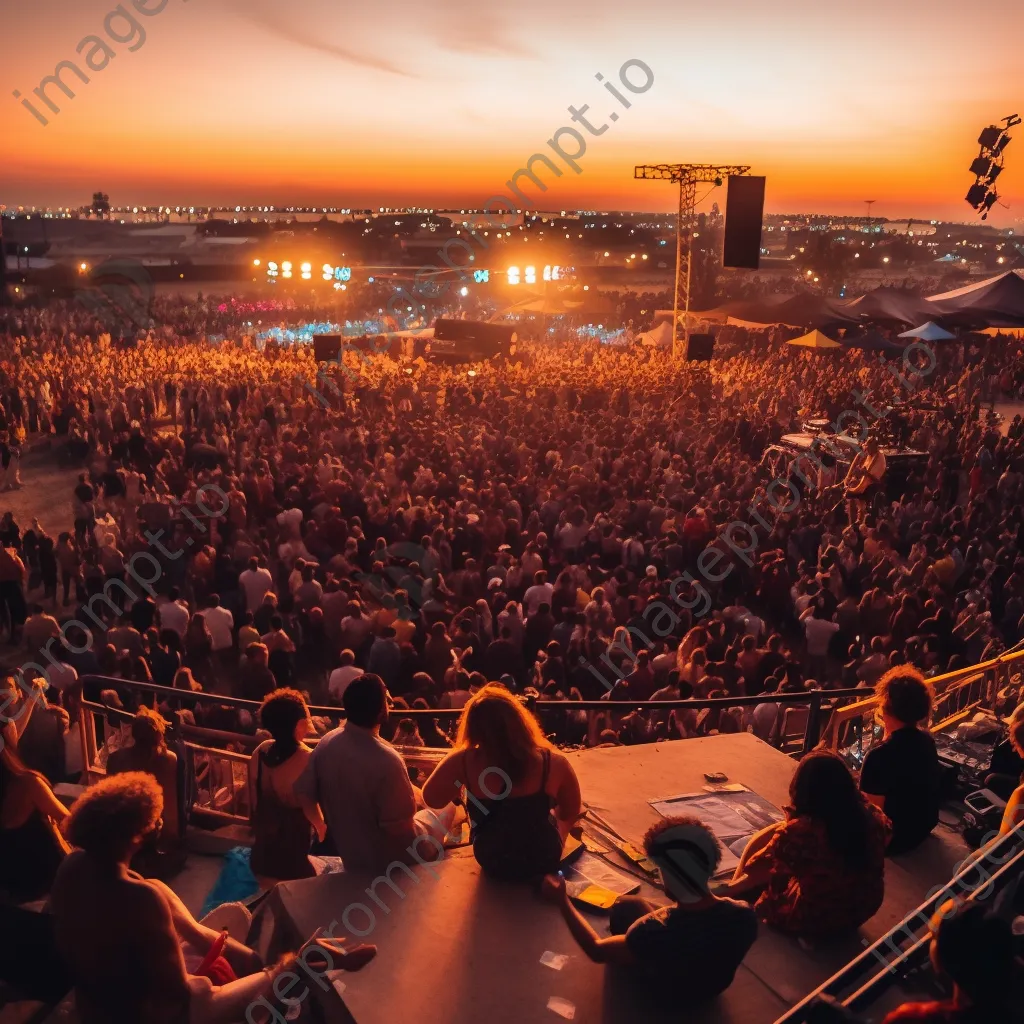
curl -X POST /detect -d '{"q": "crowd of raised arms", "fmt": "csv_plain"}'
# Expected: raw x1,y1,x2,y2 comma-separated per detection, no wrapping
1,295,1023,1024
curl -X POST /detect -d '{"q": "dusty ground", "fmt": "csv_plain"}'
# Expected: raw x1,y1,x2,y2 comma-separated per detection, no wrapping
2,444,79,538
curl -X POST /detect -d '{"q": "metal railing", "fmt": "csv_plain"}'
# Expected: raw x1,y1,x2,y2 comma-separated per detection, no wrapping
70,649,1017,831
774,819,1024,1023
819,648,1023,755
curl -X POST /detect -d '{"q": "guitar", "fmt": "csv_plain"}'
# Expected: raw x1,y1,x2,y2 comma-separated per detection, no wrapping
845,455,882,496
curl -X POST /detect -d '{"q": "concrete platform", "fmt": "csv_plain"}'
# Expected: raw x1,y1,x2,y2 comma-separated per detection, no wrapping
271,734,970,1024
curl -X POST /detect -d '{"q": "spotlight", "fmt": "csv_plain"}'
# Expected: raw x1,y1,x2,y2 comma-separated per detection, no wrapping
967,114,1021,219
970,156,1000,180
966,182,991,208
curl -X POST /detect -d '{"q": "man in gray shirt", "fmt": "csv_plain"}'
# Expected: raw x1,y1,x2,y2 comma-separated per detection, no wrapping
296,674,453,873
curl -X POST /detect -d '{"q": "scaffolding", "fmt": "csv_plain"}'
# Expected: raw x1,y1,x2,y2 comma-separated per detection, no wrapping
634,163,750,355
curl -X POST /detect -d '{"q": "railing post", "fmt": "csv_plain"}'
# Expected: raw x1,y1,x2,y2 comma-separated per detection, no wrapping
801,692,823,755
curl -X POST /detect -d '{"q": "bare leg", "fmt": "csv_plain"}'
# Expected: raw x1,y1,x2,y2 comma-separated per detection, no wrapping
145,876,262,976
187,971,274,1024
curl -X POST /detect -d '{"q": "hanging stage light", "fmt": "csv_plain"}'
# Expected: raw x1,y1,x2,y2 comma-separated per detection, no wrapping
967,114,1021,219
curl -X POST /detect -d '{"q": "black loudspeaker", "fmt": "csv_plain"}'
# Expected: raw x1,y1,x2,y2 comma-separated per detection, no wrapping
312,334,342,362
433,319,516,347
686,333,715,362
723,175,766,270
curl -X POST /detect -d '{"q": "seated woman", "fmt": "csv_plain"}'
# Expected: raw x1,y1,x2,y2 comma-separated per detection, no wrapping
249,688,325,882
860,666,941,855
422,684,582,883
722,751,891,937
0,743,70,903
50,772,376,1024
107,706,181,849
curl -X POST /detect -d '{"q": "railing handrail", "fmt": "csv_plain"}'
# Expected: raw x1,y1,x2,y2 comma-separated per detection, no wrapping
77,675,872,717
774,819,1024,1022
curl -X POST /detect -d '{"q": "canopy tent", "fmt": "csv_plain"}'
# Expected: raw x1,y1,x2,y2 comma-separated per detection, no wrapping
787,330,842,350
898,321,956,342
637,321,674,348
697,292,856,330
925,271,1024,326
839,286,931,326
840,329,903,352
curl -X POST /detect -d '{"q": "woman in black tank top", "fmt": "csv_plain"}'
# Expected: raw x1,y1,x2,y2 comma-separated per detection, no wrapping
423,685,583,883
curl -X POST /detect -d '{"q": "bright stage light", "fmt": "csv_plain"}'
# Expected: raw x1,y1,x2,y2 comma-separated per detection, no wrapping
460,287,469,296
508,266,521,285
525,266,536,284
301,263,311,273
253,259,261,267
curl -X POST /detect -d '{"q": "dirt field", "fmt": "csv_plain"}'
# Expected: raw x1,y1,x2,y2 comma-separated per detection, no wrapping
1,446,80,539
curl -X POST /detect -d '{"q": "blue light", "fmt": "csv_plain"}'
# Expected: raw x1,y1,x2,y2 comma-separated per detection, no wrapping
368,276,375,283
333,266,352,282
473,269,490,283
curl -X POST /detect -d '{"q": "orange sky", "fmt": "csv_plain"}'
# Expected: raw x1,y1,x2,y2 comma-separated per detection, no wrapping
2,0,1022,225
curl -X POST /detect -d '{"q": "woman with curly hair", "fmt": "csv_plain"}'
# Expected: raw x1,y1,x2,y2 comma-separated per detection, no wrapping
860,666,941,855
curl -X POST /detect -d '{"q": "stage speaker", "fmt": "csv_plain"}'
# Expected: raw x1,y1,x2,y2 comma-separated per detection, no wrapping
723,175,766,270
312,334,342,363
686,333,715,361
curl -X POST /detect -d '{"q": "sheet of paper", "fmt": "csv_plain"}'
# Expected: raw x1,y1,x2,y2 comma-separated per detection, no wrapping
561,851,641,897
540,951,569,971
547,996,576,1020
649,789,785,877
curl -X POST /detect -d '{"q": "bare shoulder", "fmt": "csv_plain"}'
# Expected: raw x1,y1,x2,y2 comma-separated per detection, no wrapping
548,748,577,778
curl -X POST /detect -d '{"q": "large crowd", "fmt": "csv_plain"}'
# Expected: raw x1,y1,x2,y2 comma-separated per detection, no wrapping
0,291,1023,1023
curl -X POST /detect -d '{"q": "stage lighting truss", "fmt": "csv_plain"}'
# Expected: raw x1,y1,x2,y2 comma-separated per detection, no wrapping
966,114,1021,220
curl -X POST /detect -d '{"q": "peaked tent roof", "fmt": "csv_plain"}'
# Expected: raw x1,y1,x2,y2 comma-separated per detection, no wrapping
787,330,842,349
898,321,956,341
638,321,674,348
925,271,1024,325
840,286,931,325
926,270,1024,303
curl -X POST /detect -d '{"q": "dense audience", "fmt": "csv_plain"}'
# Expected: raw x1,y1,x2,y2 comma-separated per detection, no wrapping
1,291,1023,1019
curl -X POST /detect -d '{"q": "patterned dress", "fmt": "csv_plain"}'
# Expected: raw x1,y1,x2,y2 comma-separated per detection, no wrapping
746,804,892,936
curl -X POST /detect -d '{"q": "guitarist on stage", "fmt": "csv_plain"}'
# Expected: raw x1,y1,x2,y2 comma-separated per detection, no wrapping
844,436,887,525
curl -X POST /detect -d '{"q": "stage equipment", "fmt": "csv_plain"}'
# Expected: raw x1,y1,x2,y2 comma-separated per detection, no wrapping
429,319,517,363
312,334,342,362
685,333,715,361
966,114,1021,220
635,163,752,356
723,176,766,270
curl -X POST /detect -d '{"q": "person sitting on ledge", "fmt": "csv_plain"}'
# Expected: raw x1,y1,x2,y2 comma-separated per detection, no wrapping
541,816,758,1001
881,902,1021,1024
51,771,376,1024
296,673,456,873
423,683,582,882
721,751,891,937
860,666,941,856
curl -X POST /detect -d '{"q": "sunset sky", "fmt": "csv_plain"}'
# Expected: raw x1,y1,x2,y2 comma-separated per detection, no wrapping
2,0,1022,224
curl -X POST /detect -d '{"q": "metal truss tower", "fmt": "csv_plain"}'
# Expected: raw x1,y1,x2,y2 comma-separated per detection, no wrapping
634,164,750,355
